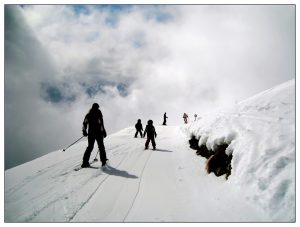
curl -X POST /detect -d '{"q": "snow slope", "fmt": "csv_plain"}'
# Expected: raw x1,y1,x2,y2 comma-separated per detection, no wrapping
186,79,295,222
4,80,295,222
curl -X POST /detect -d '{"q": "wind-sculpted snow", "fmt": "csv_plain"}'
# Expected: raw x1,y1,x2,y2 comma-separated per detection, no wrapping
186,79,295,222
4,80,295,222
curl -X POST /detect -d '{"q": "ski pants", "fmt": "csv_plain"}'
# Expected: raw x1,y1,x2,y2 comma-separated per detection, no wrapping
135,130,143,138
83,133,107,164
145,136,156,149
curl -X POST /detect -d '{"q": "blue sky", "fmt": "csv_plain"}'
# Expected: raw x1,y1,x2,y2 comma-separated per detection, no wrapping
72,4,133,14
71,4,173,24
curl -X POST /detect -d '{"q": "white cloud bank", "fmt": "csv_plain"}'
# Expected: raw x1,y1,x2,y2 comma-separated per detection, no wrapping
5,5,295,169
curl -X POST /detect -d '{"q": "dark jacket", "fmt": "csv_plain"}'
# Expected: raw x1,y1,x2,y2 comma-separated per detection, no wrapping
82,109,106,137
135,122,143,131
164,113,167,120
144,125,157,138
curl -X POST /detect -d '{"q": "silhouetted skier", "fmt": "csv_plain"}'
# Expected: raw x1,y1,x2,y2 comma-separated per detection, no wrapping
134,119,143,138
163,112,168,125
183,113,188,124
82,103,107,167
194,114,198,121
144,120,157,150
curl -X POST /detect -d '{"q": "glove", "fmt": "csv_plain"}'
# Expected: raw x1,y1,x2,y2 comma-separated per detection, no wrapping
103,130,107,138
83,130,88,137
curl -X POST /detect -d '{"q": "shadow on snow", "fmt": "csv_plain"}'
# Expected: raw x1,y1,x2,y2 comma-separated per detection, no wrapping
102,166,138,179
155,149,173,153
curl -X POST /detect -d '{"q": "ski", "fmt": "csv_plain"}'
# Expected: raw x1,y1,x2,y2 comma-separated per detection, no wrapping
73,159,110,171
74,166,99,171
74,160,98,171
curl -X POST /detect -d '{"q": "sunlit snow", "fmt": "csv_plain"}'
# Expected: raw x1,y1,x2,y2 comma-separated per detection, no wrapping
5,80,295,222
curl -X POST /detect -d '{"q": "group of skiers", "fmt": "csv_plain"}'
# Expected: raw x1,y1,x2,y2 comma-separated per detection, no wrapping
183,113,198,124
134,112,169,149
134,119,157,150
80,103,198,168
80,103,158,168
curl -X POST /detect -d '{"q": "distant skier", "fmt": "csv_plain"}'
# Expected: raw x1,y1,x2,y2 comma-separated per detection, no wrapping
183,113,188,124
194,114,198,121
82,103,107,167
143,120,157,150
134,119,143,138
163,112,168,125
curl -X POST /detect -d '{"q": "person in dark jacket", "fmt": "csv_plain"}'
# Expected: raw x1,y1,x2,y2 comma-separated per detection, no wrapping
82,103,107,167
183,113,188,124
143,120,157,150
162,112,168,125
194,114,198,121
134,119,143,138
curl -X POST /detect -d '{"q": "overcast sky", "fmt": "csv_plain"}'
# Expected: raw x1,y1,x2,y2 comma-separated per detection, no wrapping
4,4,295,169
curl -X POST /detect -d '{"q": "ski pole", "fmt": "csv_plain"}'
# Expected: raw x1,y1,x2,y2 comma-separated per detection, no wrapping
93,150,99,161
62,135,85,152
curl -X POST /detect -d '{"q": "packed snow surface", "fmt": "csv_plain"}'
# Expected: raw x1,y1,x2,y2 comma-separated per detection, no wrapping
5,80,295,222
186,79,295,222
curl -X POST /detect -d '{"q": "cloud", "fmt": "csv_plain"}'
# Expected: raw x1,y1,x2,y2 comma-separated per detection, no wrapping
5,5,295,169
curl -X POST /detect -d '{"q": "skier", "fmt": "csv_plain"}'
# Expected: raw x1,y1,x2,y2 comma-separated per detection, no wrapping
134,119,143,138
162,112,168,125
183,113,188,124
194,114,198,121
82,103,107,167
143,120,157,150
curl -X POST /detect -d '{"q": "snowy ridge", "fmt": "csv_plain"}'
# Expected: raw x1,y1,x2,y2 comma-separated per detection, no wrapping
4,80,295,222
186,79,295,222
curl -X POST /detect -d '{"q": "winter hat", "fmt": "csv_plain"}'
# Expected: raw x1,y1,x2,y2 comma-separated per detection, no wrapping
92,103,99,109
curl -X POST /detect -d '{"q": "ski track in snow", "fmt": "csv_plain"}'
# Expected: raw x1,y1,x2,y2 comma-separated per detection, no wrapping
68,142,147,221
5,126,269,222
122,147,152,222
5,157,79,196
5,137,141,222
57,141,143,222
71,138,154,222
